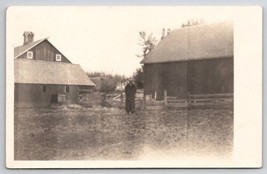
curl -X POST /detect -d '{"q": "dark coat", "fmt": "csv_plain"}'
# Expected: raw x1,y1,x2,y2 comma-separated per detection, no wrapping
125,83,136,113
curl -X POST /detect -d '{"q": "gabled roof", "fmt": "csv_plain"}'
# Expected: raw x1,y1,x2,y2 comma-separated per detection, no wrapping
141,22,233,64
14,38,70,63
15,59,95,86
14,38,47,58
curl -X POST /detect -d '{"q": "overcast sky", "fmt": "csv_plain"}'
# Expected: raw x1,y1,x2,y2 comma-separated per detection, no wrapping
7,6,233,77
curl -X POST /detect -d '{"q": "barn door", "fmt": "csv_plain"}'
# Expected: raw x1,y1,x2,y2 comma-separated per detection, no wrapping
51,95,58,103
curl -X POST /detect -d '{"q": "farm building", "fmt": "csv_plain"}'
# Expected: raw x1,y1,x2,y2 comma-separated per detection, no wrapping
141,22,233,100
14,32,95,108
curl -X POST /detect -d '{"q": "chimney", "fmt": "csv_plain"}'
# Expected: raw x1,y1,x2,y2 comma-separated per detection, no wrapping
23,31,34,45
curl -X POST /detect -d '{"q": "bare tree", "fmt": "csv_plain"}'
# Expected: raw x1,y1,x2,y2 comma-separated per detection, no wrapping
137,28,172,58
137,31,158,57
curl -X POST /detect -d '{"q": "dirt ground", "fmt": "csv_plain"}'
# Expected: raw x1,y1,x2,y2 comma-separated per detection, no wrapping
14,106,233,160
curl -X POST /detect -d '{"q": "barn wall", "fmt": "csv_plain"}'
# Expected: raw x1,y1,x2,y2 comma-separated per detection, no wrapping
17,40,71,63
144,57,233,100
144,62,187,100
187,57,233,94
15,83,78,108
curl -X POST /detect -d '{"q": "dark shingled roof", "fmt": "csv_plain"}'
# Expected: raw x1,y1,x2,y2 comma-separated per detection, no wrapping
15,59,95,86
141,22,233,64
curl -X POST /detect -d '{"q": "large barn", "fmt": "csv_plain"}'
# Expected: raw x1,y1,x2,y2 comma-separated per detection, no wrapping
141,22,233,100
14,32,95,108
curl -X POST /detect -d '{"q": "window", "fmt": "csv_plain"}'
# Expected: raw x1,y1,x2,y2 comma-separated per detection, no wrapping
27,51,33,59
58,94,66,103
42,85,46,93
55,54,62,61
65,85,70,93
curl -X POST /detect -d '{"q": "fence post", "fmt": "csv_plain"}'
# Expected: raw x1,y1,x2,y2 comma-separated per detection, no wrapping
139,98,143,111
187,92,191,108
120,92,123,102
120,92,123,109
144,95,146,110
164,90,167,109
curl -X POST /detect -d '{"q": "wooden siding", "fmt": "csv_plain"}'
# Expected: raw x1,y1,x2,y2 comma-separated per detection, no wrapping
15,84,78,108
187,58,233,95
144,61,187,100
17,40,71,63
144,57,233,100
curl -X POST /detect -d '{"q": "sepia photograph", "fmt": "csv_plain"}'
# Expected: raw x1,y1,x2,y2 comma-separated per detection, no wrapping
6,6,262,168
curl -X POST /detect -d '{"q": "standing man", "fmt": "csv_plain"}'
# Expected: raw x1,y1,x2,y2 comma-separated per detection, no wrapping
125,79,136,114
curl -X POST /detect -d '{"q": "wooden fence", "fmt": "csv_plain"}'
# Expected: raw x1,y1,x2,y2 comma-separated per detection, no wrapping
78,90,233,110
112,90,145,110
164,90,233,109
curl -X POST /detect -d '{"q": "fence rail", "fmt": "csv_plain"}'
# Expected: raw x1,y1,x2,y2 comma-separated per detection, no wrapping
163,91,233,109
189,93,233,98
109,90,233,110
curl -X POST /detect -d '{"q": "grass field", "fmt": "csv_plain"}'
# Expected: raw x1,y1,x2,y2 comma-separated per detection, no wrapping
14,106,233,160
